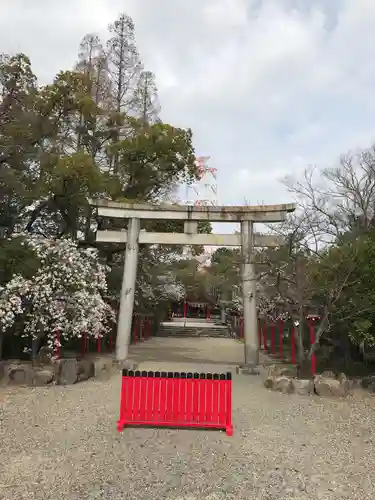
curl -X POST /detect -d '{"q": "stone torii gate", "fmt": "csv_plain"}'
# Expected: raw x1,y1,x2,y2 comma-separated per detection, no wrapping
90,200,296,367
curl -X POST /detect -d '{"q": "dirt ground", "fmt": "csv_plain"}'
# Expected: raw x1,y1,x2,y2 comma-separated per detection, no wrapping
1,337,375,500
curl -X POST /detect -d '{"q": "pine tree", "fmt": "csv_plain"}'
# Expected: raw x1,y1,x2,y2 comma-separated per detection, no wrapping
133,70,161,124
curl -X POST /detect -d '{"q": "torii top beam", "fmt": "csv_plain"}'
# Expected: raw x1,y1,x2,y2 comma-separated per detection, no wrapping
89,199,296,223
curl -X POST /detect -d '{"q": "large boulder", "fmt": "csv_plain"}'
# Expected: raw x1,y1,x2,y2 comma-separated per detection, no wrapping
56,358,78,385
264,377,274,389
120,358,138,371
92,356,114,379
33,369,55,386
273,376,294,394
7,364,35,385
293,378,314,396
264,375,294,394
361,375,375,392
35,346,54,365
77,359,95,382
314,373,350,397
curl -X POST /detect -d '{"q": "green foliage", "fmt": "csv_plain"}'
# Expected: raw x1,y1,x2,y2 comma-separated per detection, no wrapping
317,233,375,341
173,259,209,299
0,13,198,243
0,11,208,330
209,248,241,301
0,237,40,283
109,122,198,201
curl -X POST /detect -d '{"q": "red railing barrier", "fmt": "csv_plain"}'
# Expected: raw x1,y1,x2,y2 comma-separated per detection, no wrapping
291,327,296,364
279,321,283,360
309,320,316,376
117,370,233,436
270,323,275,354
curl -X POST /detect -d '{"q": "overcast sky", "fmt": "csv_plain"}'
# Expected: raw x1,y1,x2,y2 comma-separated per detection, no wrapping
2,0,375,211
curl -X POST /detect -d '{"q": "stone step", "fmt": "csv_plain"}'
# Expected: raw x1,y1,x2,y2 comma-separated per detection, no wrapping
157,324,230,338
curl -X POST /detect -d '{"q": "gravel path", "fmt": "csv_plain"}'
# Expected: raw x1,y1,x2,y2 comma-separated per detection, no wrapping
1,337,375,500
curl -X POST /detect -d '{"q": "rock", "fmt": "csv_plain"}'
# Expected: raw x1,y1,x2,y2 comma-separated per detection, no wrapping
36,346,54,365
292,379,314,396
321,370,336,378
314,374,349,397
92,357,113,379
264,377,274,389
121,358,138,371
273,376,294,394
33,369,54,386
361,376,375,390
337,372,351,392
77,359,94,382
264,375,294,394
267,364,297,378
7,365,35,385
57,358,78,385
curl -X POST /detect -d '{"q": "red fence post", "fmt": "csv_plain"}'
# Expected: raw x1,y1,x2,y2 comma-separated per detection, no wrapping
279,321,283,360
291,326,296,364
117,370,233,436
225,374,233,436
270,323,275,354
310,320,316,376
263,322,267,351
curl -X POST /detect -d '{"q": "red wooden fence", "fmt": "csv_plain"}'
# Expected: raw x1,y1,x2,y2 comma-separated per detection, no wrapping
258,319,318,376
117,370,233,436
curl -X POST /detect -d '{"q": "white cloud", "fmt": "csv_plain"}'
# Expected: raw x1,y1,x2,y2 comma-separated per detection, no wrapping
1,0,375,212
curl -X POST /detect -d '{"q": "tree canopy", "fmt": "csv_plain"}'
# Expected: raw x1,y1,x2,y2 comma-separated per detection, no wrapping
0,12,210,359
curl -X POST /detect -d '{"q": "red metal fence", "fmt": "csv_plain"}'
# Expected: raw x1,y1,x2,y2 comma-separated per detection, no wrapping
117,370,233,436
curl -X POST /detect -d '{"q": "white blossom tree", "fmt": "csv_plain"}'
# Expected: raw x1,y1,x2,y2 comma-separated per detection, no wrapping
0,235,115,359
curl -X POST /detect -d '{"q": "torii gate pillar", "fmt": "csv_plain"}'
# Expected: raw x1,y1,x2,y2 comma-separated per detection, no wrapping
241,220,259,367
116,218,140,361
